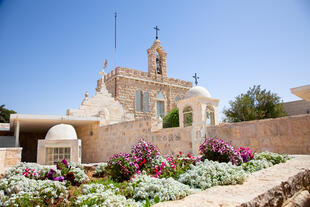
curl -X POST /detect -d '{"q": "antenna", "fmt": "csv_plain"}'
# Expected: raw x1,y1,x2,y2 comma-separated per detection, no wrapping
114,12,117,69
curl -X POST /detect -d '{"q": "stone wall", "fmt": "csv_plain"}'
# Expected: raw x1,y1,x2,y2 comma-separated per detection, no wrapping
78,114,310,163
206,114,310,154
0,148,22,174
79,118,193,163
103,67,192,119
283,100,310,116
75,123,100,163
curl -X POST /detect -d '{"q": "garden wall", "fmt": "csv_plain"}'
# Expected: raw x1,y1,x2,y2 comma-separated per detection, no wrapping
78,118,192,163
206,114,310,154
78,114,310,163
0,147,22,174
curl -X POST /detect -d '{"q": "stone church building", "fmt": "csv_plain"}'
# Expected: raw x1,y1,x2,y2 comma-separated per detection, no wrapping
68,39,192,120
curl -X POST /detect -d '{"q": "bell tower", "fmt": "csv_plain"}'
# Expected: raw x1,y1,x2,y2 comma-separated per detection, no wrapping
147,39,167,80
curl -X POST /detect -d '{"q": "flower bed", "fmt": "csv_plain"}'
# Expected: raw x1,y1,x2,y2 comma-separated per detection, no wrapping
0,138,290,207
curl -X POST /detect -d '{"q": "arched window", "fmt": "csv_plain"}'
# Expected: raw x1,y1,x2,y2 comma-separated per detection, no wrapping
136,90,143,112
206,105,215,125
183,106,193,127
175,95,181,102
144,91,149,112
156,52,162,74
156,92,165,117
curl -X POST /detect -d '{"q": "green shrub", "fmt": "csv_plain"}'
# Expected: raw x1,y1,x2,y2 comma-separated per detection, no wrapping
163,108,179,128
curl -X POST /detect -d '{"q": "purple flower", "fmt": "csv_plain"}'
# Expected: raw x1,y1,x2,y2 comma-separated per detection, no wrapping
62,159,69,168
53,176,65,182
199,137,242,165
47,169,56,180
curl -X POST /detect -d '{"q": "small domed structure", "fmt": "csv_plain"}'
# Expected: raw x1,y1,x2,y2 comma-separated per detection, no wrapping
45,124,77,140
184,86,211,99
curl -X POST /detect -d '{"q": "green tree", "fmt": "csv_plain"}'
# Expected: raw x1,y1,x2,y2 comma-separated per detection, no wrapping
223,85,287,122
0,105,16,123
163,108,179,128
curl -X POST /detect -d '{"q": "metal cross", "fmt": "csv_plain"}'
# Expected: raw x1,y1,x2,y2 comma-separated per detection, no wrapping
193,73,199,86
153,26,160,40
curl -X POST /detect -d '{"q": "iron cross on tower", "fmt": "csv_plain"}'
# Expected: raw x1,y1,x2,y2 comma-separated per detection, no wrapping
193,73,199,86
153,26,160,39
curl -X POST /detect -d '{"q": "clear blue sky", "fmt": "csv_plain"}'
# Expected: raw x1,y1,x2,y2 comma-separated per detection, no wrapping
0,0,309,120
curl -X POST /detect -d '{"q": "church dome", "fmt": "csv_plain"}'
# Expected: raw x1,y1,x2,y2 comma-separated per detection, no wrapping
45,124,77,140
184,86,211,99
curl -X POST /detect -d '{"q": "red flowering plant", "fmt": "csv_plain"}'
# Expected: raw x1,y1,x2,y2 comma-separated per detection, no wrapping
237,147,254,163
106,153,136,182
158,152,197,179
131,139,160,172
199,137,243,165
22,168,38,179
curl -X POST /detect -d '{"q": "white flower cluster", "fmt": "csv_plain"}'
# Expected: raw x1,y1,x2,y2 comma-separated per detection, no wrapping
4,162,52,180
178,160,248,190
127,173,195,205
94,163,108,176
70,167,89,183
0,175,67,206
70,162,84,170
75,183,138,207
254,151,290,165
241,152,289,173
241,159,273,173
151,155,170,168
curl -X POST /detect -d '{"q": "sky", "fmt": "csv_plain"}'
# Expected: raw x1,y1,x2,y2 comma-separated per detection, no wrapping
0,0,309,121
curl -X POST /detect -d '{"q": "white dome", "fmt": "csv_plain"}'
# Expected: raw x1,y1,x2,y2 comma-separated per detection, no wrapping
45,124,77,140
184,86,211,99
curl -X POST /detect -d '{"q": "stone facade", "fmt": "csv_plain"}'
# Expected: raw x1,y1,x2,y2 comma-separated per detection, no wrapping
99,40,192,119
283,100,310,116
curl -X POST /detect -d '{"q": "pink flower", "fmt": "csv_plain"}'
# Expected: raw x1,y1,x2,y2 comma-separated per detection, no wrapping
134,163,139,169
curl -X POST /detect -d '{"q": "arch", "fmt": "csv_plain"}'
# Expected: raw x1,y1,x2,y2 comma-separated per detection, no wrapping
175,95,181,102
183,106,193,127
136,90,143,112
206,105,215,125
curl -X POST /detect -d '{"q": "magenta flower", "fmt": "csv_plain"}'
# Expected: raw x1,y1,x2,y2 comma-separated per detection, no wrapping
53,176,65,182
47,169,56,180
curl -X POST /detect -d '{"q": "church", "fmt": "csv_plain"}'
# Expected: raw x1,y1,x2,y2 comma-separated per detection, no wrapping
67,39,193,121
0,37,220,169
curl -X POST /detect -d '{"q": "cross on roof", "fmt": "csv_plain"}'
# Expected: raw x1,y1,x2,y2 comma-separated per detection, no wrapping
193,73,199,86
153,26,160,40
